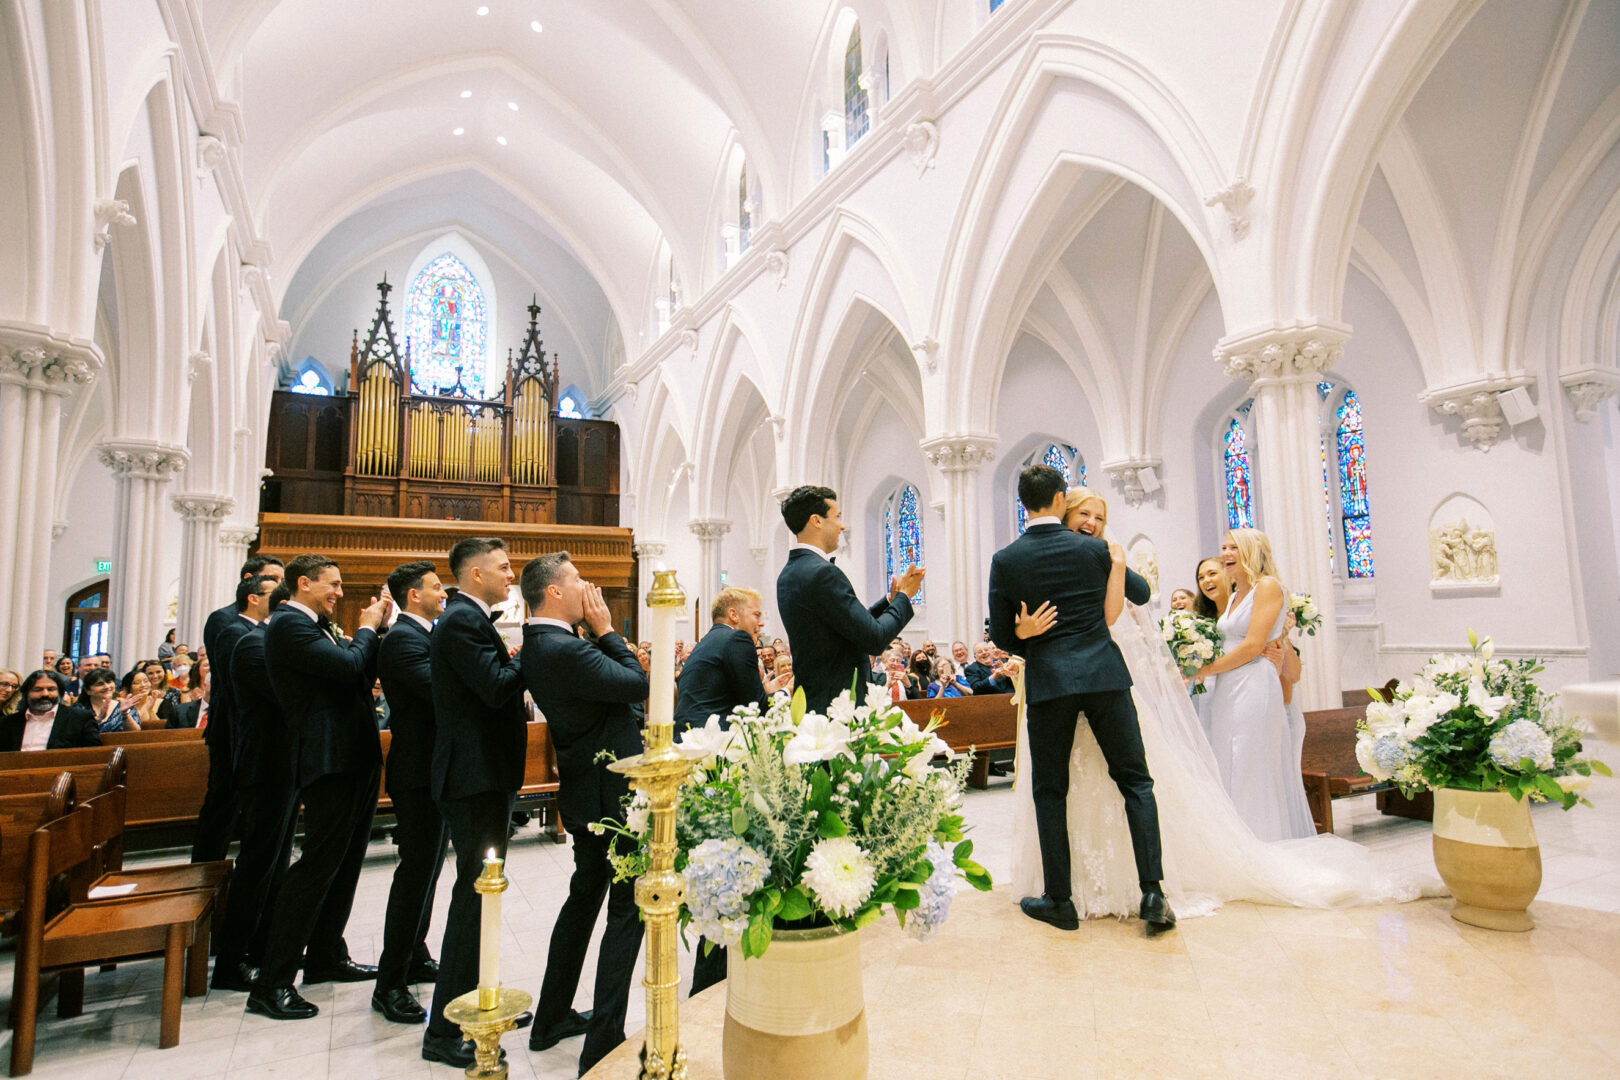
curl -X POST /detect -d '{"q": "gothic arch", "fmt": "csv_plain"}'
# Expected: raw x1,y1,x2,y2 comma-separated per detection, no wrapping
691,312,778,515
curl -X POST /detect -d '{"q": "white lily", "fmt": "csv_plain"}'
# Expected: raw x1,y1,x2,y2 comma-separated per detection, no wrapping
783,714,853,765
677,714,739,763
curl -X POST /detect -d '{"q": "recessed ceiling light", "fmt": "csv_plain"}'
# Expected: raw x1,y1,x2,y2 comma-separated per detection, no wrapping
476,5,489,15
507,101,518,111
530,20,542,32
460,89,472,99
452,127,465,135
496,135,508,146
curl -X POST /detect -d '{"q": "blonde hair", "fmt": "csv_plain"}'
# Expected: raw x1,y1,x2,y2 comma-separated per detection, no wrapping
1063,486,1108,538
711,586,761,623
774,655,792,676
1227,528,1284,593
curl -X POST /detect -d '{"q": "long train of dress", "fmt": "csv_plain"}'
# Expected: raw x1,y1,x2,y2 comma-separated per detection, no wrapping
1008,604,1441,918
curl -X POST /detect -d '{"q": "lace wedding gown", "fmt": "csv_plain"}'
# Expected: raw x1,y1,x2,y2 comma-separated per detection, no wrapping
1008,604,1439,918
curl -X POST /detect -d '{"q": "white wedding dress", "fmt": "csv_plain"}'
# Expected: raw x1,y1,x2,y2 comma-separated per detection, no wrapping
1009,604,1439,918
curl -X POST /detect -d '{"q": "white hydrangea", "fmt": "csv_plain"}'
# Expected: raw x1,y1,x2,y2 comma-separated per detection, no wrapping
1488,720,1555,772
803,836,876,917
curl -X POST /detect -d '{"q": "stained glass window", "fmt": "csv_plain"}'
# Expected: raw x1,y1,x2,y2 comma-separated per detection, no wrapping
844,26,868,149
990,0,1006,10
405,253,488,398
1223,418,1254,529
738,161,751,252
558,393,585,419
883,484,924,602
1016,443,1085,534
1336,390,1374,577
291,361,331,396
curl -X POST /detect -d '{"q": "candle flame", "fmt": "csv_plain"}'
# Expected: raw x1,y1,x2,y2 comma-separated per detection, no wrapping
486,848,498,861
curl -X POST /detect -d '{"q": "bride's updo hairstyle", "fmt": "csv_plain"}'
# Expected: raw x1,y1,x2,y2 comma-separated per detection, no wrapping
1062,486,1109,537
1227,527,1284,594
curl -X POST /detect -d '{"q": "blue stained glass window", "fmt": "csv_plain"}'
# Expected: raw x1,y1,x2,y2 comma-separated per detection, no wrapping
990,0,1006,10
1224,418,1254,529
405,253,487,398
1016,443,1085,534
1336,390,1374,577
844,26,868,149
883,484,923,603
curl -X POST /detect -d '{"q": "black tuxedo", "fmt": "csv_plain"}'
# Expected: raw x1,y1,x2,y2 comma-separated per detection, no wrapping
256,608,382,987
213,620,299,972
191,607,254,861
673,624,769,731
523,622,648,1074
0,705,102,751
425,592,526,1040
963,661,1012,696
988,523,1162,901
375,615,449,992
776,547,913,714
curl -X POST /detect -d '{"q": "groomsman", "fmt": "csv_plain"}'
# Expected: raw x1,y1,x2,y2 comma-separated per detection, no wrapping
423,538,529,1068
521,552,648,1074
193,555,284,862
372,561,450,1024
210,578,295,993
248,555,390,1021
776,485,923,713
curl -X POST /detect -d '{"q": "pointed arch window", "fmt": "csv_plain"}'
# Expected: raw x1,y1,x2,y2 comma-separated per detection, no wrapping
738,162,752,253
405,253,488,398
883,483,924,602
1016,442,1085,534
558,390,587,420
290,358,332,396
1223,413,1255,529
844,25,868,149
1334,389,1374,577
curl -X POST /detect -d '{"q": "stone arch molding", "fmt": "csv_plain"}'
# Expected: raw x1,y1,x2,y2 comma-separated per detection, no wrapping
690,307,779,514
1427,492,1499,596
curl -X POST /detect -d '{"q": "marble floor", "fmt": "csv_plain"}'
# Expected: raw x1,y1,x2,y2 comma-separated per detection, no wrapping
2,745,1617,1079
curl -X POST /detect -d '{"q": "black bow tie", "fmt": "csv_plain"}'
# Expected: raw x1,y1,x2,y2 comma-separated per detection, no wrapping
488,611,501,624
828,556,837,565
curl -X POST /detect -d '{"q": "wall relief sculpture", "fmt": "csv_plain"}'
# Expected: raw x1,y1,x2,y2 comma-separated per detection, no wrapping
1428,494,1500,594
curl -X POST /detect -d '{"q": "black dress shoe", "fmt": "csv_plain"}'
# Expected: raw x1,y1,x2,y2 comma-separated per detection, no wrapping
246,986,319,1020
303,958,378,984
405,958,439,983
528,1008,592,1051
1140,886,1177,936
422,1031,506,1067
1019,895,1080,931
371,987,426,1024
511,1010,533,1030
211,959,260,993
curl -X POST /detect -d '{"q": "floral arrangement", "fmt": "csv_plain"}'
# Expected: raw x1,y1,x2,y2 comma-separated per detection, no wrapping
1289,593,1322,637
1355,630,1609,808
1160,610,1220,694
595,686,992,958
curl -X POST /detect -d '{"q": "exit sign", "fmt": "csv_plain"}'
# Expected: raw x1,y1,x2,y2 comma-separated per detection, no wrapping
95,560,112,574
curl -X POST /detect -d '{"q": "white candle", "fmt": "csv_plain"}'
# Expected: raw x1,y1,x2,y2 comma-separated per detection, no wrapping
478,848,502,1006
648,570,677,729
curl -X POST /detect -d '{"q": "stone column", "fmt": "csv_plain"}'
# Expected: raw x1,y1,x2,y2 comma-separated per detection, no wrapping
632,541,666,643
687,519,732,615
1215,326,1345,710
98,441,188,670
172,495,234,649
218,525,259,604
0,333,95,665
919,434,998,643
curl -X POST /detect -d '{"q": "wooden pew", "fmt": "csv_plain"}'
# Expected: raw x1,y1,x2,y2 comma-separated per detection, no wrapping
0,749,126,801
0,734,209,829
897,695,1017,789
1300,706,1388,834
378,721,563,841
0,776,76,916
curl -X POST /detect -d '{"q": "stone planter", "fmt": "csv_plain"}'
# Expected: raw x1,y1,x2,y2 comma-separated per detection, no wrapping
1432,787,1542,931
723,925,867,1080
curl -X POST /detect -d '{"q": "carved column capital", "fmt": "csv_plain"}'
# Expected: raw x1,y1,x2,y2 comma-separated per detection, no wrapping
688,518,732,541
1560,368,1620,423
219,526,260,549
0,325,101,392
1417,373,1534,451
1214,324,1349,385
93,198,136,251
1101,458,1162,507
750,545,768,566
920,433,998,473
633,541,667,561
97,440,189,481
172,493,234,521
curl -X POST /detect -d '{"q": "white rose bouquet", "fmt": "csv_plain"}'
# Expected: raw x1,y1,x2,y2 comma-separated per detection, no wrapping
1288,593,1322,637
1354,629,1609,808
594,684,992,958
1160,610,1220,695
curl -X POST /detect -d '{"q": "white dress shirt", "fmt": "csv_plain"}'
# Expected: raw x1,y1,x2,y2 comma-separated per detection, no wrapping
21,707,56,751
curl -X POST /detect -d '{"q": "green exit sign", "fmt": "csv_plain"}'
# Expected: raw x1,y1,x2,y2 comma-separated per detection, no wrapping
95,560,112,574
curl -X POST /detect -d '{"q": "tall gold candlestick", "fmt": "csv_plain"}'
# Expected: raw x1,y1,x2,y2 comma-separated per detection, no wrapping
609,568,702,1079
445,850,531,1079
476,850,504,1010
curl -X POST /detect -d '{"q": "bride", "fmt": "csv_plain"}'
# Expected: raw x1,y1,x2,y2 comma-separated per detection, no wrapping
1007,487,1436,919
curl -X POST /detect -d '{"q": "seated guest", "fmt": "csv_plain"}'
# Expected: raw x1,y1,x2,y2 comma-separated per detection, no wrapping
963,642,1014,695
81,669,126,731
142,658,180,710
42,649,59,673
906,652,933,699
1168,588,1196,612
167,661,206,729
928,658,973,699
950,640,973,673
674,587,787,732
0,669,22,715
158,629,177,660
757,644,777,674
53,656,80,703
882,651,910,702
108,669,164,731
774,654,793,685
0,670,101,750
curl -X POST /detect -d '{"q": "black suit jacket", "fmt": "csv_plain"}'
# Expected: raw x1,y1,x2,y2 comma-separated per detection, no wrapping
776,548,913,714
379,616,436,794
0,705,103,751
521,623,648,831
263,609,380,786
429,593,526,801
673,624,769,730
231,621,294,789
205,609,254,762
963,661,1013,696
988,523,1150,703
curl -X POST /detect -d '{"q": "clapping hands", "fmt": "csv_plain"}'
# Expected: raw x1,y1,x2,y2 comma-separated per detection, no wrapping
890,564,926,599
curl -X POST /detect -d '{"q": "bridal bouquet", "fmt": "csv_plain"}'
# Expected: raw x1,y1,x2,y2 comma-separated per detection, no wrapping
1355,629,1609,808
595,686,992,958
1288,593,1322,637
1160,610,1219,694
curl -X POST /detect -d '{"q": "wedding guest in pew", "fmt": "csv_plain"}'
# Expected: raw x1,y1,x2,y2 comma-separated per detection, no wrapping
78,669,125,731
964,642,1015,695
0,670,101,750
53,657,80,703
1,668,25,716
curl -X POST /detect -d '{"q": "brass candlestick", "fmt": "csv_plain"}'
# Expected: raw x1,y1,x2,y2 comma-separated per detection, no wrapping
609,567,702,1079
443,853,533,1078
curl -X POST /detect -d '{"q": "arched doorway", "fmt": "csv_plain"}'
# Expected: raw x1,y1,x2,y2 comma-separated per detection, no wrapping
64,579,109,659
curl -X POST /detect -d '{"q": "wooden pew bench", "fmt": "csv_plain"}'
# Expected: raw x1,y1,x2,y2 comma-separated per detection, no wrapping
1,733,209,830
897,695,1018,789
0,776,77,918
1301,706,1387,834
0,750,126,802
378,721,563,842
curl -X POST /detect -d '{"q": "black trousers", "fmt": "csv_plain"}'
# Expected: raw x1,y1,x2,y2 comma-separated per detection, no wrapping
1026,689,1163,902
690,939,726,997
191,727,238,862
376,783,449,991
213,780,298,967
536,824,644,1076
427,789,515,1039
258,768,381,987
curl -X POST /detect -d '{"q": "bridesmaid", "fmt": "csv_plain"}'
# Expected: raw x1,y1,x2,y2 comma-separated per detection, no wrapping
1266,621,1317,837
1190,556,1231,738
1192,529,1299,841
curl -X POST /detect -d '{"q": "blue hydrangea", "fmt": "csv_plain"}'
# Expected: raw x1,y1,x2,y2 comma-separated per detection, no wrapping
904,841,958,942
1488,719,1555,772
684,838,769,946
1370,735,1408,777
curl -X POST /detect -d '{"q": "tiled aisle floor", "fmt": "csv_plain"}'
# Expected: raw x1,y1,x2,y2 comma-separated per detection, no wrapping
2,740,1616,1079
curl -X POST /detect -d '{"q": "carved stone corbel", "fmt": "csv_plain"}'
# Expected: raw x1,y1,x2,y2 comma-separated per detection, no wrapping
93,199,137,251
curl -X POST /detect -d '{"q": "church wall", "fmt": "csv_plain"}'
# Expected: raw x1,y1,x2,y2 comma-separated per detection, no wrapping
839,399,933,638
45,457,115,654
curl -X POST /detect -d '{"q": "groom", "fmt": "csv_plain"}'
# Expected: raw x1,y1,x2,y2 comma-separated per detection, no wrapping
988,464,1174,936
